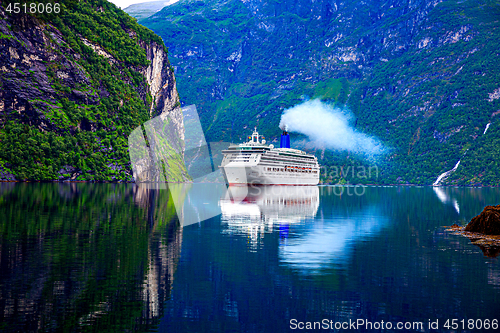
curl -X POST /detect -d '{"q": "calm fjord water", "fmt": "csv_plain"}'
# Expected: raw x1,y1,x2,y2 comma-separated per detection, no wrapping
1,183,499,332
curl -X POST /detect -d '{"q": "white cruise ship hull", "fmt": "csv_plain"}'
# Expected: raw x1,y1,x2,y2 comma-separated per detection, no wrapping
221,163,319,185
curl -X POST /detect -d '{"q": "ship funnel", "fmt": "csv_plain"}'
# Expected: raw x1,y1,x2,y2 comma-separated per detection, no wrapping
280,130,290,148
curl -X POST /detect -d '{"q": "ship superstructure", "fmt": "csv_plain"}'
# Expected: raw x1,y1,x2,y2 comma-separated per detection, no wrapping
219,128,320,185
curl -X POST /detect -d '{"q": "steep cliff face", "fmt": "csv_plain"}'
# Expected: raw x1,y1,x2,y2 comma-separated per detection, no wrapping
0,7,97,133
140,0,500,185
0,0,186,181
142,41,184,142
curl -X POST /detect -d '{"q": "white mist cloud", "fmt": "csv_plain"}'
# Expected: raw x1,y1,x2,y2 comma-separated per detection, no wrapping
279,99,386,155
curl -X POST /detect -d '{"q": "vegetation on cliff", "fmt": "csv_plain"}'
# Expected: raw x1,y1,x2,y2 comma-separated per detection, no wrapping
0,0,179,181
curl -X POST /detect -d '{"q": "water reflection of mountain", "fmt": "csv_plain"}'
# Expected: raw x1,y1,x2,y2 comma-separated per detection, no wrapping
161,186,500,332
220,186,319,247
0,183,182,332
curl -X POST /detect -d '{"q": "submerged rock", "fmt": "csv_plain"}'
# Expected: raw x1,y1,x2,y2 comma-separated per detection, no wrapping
464,205,500,235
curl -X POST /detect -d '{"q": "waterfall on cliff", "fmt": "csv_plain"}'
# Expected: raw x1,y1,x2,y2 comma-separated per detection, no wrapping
432,122,491,186
484,122,491,135
432,160,461,186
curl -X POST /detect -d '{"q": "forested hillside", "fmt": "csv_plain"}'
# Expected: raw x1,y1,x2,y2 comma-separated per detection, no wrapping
138,0,500,185
0,0,185,181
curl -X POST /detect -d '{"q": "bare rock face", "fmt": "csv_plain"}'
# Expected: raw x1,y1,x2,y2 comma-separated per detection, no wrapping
142,41,184,145
464,205,500,235
0,8,96,132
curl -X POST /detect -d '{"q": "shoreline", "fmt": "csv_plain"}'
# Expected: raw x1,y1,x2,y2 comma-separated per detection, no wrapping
0,180,498,188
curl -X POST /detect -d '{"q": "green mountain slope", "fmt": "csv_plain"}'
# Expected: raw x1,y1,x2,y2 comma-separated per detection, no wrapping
0,0,186,181
141,0,500,185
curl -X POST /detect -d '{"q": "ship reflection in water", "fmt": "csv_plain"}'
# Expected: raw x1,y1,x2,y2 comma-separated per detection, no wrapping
219,185,390,272
220,185,319,249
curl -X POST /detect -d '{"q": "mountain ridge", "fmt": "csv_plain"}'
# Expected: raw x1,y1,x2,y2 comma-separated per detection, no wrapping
124,0,176,21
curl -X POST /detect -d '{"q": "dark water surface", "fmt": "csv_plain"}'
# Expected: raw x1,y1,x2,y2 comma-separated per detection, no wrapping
1,183,500,332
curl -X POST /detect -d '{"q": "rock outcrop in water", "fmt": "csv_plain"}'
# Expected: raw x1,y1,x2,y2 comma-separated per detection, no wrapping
464,205,500,235
446,206,500,258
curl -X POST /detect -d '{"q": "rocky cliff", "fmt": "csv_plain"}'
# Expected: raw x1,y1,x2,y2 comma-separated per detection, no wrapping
0,0,186,181
139,0,500,185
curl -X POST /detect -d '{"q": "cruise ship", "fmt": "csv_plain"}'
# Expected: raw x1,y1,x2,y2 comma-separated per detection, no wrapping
219,128,320,185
